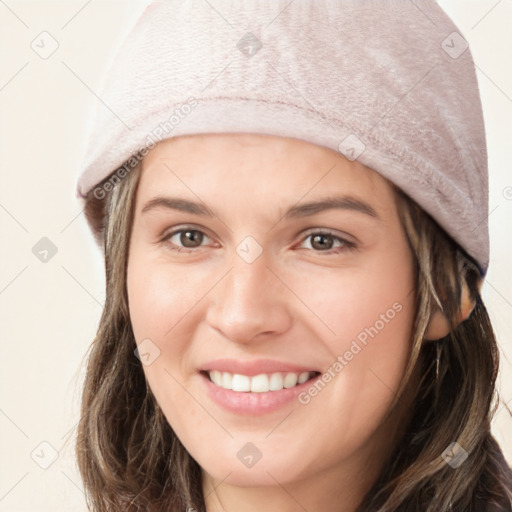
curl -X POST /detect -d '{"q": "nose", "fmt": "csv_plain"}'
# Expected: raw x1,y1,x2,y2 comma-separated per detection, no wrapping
205,251,292,345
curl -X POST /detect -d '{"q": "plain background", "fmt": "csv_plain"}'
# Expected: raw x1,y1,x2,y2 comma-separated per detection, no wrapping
0,1,511,510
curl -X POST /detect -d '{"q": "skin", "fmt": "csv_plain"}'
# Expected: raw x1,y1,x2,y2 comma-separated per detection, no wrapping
126,133,452,512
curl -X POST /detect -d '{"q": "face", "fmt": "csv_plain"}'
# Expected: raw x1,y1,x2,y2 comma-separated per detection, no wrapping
127,133,416,493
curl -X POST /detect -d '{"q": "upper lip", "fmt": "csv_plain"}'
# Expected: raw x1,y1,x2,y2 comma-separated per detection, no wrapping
199,358,320,377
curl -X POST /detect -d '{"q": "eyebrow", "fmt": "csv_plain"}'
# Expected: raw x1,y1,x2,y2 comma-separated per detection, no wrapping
141,195,380,220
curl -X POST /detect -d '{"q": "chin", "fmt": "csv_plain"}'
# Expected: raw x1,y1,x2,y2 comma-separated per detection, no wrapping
201,462,295,488
193,439,315,489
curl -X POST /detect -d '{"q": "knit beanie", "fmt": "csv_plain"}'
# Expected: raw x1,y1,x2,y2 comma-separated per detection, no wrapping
76,0,489,275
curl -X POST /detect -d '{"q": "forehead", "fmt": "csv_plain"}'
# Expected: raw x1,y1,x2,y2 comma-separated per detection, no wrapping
136,133,395,214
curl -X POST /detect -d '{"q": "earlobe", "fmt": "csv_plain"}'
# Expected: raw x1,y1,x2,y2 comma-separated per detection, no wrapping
424,281,477,341
424,307,451,340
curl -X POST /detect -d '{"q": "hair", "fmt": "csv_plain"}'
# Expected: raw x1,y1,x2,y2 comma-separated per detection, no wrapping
77,157,512,512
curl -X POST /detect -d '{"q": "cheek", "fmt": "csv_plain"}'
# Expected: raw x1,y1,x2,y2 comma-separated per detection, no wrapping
126,248,214,416
127,249,208,344
290,249,414,349
289,245,416,446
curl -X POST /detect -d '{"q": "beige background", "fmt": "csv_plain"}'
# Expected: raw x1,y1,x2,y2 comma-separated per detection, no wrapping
0,1,510,510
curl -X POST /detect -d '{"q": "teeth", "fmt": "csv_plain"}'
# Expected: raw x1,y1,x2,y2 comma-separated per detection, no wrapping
269,373,283,391
297,372,310,384
283,373,298,388
207,371,313,392
251,373,269,392
232,374,250,392
221,371,232,389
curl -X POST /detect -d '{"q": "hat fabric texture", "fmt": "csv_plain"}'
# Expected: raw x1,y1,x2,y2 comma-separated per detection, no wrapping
77,0,489,276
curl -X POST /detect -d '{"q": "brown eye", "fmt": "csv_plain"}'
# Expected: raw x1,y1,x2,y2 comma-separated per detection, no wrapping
163,228,211,252
179,230,204,248
300,231,356,254
310,233,336,251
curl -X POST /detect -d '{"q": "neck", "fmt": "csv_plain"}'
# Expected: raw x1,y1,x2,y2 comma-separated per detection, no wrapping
203,465,372,512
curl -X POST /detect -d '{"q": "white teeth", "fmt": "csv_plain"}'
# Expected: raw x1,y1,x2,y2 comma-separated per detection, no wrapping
250,374,269,393
297,372,309,384
269,372,283,391
210,370,223,386
207,371,313,392
232,374,250,392
283,372,298,388
221,372,232,390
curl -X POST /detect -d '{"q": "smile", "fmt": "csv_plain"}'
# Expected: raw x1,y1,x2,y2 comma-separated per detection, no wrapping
204,370,320,393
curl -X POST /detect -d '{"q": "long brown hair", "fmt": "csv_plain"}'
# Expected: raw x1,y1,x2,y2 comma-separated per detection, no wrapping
76,158,512,511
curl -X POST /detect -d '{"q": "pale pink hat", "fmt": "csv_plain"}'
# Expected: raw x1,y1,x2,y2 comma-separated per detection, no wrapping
77,0,489,275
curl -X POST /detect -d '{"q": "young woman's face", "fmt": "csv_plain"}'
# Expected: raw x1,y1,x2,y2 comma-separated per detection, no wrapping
127,133,416,493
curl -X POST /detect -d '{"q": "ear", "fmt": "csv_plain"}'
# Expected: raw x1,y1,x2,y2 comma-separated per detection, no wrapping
424,280,478,340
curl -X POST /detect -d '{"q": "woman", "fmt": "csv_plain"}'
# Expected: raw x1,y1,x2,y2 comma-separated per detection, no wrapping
75,1,512,510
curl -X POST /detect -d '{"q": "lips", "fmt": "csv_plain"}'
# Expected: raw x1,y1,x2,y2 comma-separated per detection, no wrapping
198,357,320,376
199,366,322,415
197,358,322,413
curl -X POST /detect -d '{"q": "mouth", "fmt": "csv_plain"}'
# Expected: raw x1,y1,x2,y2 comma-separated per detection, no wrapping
200,370,321,393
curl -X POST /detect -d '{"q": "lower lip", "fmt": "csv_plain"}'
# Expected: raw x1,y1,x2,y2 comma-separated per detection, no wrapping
199,372,321,415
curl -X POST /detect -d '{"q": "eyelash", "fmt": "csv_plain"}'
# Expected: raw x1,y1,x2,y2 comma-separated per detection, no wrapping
160,226,357,255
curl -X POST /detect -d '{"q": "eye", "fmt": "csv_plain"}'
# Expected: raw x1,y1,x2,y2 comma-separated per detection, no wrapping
161,227,212,252
298,230,356,254
161,227,356,255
